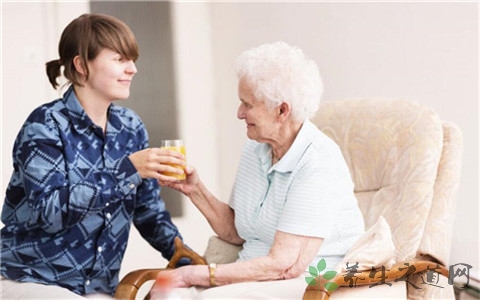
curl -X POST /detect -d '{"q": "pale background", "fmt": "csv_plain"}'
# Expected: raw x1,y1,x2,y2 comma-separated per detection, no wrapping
1,0,478,284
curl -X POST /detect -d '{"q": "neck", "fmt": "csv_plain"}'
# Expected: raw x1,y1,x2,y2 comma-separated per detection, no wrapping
73,86,110,132
271,121,303,163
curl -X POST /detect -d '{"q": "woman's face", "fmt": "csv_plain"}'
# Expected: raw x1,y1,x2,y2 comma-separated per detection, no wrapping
237,78,279,142
84,48,137,102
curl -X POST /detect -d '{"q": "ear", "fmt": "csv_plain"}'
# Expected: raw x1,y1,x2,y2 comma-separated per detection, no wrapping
73,55,87,75
277,102,291,120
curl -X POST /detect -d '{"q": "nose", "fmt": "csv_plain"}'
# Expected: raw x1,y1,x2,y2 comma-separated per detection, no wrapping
237,104,245,120
126,60,137,74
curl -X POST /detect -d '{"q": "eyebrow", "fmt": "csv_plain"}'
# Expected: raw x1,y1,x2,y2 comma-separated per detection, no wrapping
240,99,251,105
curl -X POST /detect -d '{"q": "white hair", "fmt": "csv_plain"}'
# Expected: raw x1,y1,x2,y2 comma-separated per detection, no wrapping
235,41,324,122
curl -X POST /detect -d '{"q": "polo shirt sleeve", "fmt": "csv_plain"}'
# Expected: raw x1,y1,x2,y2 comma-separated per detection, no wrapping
277,142,354,239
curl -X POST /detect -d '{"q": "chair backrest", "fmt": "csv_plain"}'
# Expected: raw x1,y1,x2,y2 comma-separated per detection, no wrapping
312,98,463,299
311,99,461,264
417,121,462,265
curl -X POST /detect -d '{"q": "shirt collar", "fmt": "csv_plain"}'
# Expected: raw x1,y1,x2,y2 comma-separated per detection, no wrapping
62,85,123,136
254,119,317,174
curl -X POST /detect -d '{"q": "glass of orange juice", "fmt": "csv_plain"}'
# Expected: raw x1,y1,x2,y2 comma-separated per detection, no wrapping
160,139,186,180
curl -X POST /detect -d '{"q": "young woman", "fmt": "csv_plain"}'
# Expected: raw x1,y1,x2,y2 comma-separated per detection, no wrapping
1,13,186,298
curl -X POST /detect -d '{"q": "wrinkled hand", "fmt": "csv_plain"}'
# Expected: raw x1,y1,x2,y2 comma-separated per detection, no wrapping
158,165,200,196
151,268,190,291
128,148,185,181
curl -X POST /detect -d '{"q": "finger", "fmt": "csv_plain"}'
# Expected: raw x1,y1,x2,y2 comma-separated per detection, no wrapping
158,179,172,186
185,165,194,174
157,156,186,169
157,148,186,159
158,179,177,187
161,165,185,176
158,173,181,182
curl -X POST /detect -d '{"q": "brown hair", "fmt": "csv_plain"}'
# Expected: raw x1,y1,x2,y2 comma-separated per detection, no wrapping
46,13,139,89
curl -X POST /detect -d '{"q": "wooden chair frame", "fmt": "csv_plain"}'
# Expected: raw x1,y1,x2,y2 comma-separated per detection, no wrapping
114,237,206,300
115,238,449,300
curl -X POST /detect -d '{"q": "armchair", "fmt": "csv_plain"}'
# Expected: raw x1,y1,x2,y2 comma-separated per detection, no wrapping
115,99,462,299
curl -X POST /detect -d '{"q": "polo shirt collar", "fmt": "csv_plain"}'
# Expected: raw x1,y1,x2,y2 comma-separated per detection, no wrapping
255,119,317,173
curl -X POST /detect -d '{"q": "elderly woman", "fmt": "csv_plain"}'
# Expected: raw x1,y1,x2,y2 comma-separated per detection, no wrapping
159,41,364,293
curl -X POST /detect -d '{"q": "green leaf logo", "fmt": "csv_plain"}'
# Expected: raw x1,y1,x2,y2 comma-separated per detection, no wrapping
324,282,339,292
323,270,337,280
309,266,318,277
317,258,326,272
304,259,339,292
305,276,317,285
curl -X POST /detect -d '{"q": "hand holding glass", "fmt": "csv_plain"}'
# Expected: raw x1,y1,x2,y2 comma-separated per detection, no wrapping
160,139,186,180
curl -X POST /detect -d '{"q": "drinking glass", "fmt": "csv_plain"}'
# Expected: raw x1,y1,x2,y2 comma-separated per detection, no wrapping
160,139,186,180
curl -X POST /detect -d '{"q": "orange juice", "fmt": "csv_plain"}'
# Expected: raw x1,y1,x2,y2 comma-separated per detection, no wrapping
160,144,186,180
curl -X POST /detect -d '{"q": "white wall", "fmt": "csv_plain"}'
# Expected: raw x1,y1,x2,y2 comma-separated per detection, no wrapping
1,0,478,284
2,2,90,188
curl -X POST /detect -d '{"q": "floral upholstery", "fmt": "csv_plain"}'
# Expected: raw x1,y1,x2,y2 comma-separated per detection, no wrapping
312,99,462,299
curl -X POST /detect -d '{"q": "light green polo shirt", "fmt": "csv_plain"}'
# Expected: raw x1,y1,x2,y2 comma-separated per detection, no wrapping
230,119,364,270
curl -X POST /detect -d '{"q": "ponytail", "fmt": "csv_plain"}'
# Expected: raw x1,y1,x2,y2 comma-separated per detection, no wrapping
45,59,62,89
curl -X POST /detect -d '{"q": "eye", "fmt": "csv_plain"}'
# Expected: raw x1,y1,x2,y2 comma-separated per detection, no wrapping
113,54,126,62
240,100,251,109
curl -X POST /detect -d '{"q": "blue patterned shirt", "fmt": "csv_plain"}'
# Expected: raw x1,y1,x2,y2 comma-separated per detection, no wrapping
1,86,186,295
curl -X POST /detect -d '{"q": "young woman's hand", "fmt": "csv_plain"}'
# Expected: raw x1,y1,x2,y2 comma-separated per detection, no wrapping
128,148,185,181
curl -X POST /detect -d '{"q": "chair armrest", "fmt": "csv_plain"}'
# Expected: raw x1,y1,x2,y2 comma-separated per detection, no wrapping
204,235,242,264
166,236,208,268
303,260,449,300
115,237,206,300
115,268,164,300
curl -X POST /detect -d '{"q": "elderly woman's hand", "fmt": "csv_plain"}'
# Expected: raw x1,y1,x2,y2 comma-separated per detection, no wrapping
148,269,189,299
158,165,200,196
150,265,206,294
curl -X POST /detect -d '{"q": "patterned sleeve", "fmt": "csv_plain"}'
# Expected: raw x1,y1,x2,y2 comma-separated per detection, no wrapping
128,114,186,264
132,179,186,263
2,107,141,234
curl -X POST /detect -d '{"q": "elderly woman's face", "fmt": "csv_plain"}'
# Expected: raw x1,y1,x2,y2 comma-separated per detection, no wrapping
237,79,279,142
